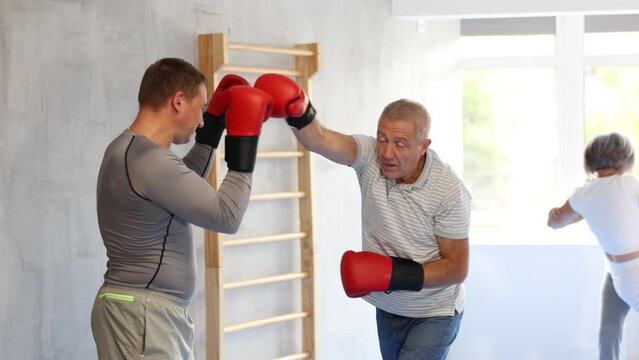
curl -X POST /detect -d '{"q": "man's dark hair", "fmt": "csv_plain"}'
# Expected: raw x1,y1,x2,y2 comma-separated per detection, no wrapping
138,58,208,110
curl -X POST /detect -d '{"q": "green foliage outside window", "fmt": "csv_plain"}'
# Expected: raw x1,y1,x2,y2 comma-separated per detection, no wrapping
463,71,509,211
585,66,639,177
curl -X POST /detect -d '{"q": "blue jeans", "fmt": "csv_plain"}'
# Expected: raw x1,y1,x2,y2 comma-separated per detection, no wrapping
376,308,463,360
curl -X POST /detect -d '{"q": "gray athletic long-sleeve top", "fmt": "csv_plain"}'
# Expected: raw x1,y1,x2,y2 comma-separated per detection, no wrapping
96,129,251,300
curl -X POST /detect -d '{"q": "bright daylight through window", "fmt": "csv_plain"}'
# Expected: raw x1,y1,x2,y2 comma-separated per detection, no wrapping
459,15,639,245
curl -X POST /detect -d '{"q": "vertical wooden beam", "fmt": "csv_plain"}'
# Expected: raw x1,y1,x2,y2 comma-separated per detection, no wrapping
295,43,320,95
198,33,228,97
295,42,320,359
204,267,224,360
198,33,227,360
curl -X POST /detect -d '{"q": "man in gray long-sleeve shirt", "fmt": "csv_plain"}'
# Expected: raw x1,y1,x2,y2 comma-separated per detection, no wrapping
91,58,273,360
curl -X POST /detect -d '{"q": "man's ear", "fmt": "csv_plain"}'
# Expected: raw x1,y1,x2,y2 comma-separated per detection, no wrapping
420,138,432,155
170,91,185,112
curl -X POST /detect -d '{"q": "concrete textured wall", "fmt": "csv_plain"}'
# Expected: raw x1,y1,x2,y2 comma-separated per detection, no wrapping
3,1,637,360
0,1,458,359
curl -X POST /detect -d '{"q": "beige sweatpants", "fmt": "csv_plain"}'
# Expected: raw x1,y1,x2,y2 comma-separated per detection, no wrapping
91,283,195,360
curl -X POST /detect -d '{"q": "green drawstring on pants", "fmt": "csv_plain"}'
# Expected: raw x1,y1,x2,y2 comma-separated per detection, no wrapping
99,292,135,302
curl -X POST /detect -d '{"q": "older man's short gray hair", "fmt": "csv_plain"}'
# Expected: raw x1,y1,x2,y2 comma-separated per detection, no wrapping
378,99,431,141
584,132,635,173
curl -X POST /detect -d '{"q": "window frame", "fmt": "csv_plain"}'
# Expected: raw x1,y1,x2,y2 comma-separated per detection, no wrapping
459,14,639,245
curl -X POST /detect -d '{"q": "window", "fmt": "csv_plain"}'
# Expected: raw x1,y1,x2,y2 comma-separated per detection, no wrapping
585,66,639,178
463,68,558,244
584,15,639,179
459,35,555,58
460,15,639,245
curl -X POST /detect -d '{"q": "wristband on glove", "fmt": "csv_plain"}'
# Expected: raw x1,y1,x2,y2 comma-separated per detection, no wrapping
386,257,424,293
286,102,316,130
195,112,225,148
224,136,259,173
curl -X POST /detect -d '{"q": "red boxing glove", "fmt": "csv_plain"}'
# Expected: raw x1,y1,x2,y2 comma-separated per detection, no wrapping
224,86,273,172
254,73,316,129
196,74,250,148
207,74,250,117
340,251,424,298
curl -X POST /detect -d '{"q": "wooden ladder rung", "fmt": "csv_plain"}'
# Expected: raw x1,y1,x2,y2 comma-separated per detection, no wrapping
273,352,312,360
224,232,307,247
229,42,315,57
224,312,310,333
224,272,308,290
250,191,305,201
219,151,305,159
257,151,305,159
220,64,301,77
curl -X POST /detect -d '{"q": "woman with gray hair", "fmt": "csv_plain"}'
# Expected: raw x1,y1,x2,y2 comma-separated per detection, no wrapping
547,132,638,360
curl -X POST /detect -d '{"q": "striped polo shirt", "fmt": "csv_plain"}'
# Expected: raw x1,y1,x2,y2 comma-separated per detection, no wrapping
351,135,471,318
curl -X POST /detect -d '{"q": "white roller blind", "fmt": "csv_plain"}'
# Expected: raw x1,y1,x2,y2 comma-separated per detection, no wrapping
391,0,639,19
585,14,639,32
461,17,555,36
460,14,639,36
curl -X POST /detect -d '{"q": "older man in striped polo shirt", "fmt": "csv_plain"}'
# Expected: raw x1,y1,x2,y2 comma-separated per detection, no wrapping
267,77,471,360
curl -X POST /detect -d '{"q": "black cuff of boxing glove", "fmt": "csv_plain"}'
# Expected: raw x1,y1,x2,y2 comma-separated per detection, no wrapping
195,112,225,148
224,136,259,172
388,257,424,292
286,102,316,130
